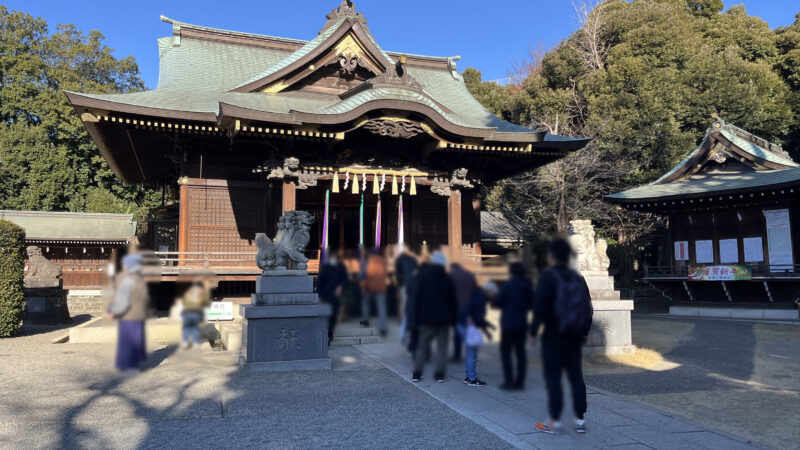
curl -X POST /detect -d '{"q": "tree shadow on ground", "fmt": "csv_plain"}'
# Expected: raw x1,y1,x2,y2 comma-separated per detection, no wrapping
16,314,95,337
584,317,757,396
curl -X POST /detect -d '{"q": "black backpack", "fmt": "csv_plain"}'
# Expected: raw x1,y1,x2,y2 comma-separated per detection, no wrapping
549,268,593,335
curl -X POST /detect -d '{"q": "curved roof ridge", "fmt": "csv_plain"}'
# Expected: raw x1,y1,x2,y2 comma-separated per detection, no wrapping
160,15,307,45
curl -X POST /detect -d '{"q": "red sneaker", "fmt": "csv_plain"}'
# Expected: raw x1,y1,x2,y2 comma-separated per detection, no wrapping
534,421,561,435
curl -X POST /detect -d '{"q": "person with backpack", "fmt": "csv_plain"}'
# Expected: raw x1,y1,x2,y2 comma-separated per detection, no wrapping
494,262,535,391
531,238,593,435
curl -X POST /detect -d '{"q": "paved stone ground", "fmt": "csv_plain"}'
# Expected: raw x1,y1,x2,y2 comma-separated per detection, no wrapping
584,314,800,450
0,326,509,449
2,315,793,449
358,331,765,450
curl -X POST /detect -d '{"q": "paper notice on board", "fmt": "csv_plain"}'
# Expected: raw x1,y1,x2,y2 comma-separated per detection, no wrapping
743,237,763,263
764,209,794,272
674,241,689,261
719,239,739,264
695,240,714,264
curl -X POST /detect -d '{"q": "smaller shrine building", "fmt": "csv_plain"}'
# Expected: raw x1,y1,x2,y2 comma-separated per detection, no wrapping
606,118,800,313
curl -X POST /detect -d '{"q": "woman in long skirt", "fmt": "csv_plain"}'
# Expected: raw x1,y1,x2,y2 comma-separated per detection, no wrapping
107,253,149,372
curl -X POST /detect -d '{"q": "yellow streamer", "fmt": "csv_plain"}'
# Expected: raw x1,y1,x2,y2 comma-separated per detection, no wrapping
372,174,379,194
410,176,416,195
352,176,359,194
332,172,340,193
391,175,398,195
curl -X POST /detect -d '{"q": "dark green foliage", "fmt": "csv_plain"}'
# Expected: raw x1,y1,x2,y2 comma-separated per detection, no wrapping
0,6,160,218
465,1,800,286
0,220,26,337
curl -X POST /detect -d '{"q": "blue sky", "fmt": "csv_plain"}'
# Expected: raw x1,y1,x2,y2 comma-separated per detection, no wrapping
5,0,799,88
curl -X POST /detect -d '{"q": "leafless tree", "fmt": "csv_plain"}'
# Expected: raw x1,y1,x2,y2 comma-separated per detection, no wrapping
507,42,547,87
570,0,609,71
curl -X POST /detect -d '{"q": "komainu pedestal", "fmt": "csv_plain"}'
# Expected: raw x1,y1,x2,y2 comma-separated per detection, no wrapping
240,211,331,371
568,220,635,355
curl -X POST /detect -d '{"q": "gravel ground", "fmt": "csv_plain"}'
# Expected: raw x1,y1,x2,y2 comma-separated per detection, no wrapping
583,314,800,450
0,325,510,449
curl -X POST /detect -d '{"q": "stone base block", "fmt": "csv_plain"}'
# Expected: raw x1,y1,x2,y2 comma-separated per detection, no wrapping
256,275,313,294
240,304,331,371
670,305,799,321
239,357,332,372
585,299,634,356
24,287,70,324
583,274,615,292
252,293,318,306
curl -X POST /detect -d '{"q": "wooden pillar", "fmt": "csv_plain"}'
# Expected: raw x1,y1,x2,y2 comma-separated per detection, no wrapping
472,194,482,256
448,190,462,255
177,177,189,265
282,180,296,213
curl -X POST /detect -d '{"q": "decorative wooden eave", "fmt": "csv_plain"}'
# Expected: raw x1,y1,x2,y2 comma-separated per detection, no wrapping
232,16,394,94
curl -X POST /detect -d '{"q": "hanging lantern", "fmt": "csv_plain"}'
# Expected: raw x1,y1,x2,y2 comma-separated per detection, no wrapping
410,176,417,195
372,173,379,194
332,172,340,193
391,175,398,195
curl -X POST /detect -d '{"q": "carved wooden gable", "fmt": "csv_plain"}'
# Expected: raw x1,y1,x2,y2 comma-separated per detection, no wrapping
242,3,395,95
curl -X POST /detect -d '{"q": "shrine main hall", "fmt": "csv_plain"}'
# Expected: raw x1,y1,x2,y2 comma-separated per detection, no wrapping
66,1,588,283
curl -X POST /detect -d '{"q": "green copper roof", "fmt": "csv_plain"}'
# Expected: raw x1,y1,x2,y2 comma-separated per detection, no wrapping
606,168,800,202
0,211,137,241
67,13,549,138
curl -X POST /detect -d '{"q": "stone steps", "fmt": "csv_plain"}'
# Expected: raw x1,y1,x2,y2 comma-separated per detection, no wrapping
590,290,621,300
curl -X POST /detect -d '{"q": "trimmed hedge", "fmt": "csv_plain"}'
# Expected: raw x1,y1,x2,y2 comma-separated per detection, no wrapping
0,220,26,337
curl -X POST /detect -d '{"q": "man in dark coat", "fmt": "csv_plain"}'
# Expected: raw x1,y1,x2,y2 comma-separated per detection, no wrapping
532,238,591,435
448,262,476,361
410,251,457,383
494,262,534,390
318,254,349,344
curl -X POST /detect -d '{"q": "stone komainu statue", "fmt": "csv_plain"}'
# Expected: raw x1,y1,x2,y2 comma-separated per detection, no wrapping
255,211,315,272
567,220,610,273
24,246,62,288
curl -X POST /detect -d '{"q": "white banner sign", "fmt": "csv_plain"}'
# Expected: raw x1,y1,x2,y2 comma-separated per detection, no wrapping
719,239,739,264
674,241,689,261
743,237,764,263
695,240,714,264
764,209,794,272
205,301,234,321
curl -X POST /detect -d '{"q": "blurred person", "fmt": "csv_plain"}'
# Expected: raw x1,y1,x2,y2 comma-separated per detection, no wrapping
495,262,534,391
318,254,349,344
394,246,418,322
360,248,389,336
457,280,497,387
404,252,431,355
106,253,149,373
448,262,476,362
179,278,212,349
410,251,457,383
531,238,593,435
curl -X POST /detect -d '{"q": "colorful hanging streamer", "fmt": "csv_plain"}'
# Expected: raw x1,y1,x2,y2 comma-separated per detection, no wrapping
375,197,382,248
321,189,330,264
359,194,364,247
398,194,404,248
